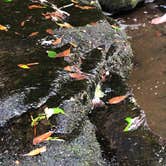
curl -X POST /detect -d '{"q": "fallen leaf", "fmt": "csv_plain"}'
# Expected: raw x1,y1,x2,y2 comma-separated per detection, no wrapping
123,117,133,132
111,25,121,31
31,114,46,127
0,24,8,31
20,21,25,27
108,94,129,104
56,22,73,28
44,107,65,119
47,50,57,58
26,62,39,66
18,62,39,69
23,146,46,156
69,42,77,47
17,64,30,69
46,137,65,142
71,0,78,3
33,131,54,145
64,65,73,72
94,84,105,99
52,37,62,45
69,73,87,80
28,4,46,9
90,22,97,26
75,4,95,10
56,48,71,58
42,11,65,21
28,32,39,37
46,28,54,35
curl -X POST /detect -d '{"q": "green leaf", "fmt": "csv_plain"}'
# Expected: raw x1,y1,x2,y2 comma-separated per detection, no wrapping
123,117,133,132
3,0,12,2
94,84,105,99
47,50,57,58
46,136,65,142
44,107,65,119
31,114,46,127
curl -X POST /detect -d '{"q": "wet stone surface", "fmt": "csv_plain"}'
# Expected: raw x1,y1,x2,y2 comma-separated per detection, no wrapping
0,0,165,165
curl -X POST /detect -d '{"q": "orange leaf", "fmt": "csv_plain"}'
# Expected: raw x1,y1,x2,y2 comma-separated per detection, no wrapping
46,28,54,35
26,62,39,66
56,22,73,28
0,24,8,31
56,48,70,58
28,32,39,37
75,4,95,10
28,4,45,9
52,37,62,46
69,73,87,80
33,131,54,145
108,95,128,104
23,146,46,156
17,64,30,69
64,65,81,73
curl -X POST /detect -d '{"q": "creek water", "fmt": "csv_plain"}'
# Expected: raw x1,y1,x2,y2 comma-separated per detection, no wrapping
117,0,166,138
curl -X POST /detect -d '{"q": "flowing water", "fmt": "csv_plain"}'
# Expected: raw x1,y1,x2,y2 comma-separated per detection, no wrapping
117,0,166,138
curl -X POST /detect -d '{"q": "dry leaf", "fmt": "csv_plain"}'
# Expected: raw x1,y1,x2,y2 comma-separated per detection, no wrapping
46,28,54,35
56,22,73,28
42,11,65,21
75,4,95,10
108,94,129,104
69,73,87,80
28,32,39,37
71,0,78,3
52,37,62,45
56,47,71,57
33,131,54,145
23,146,46,156
0,24,8,31
69,42,77,47
28,4,45,9
26,62,39,66
17,64,30,69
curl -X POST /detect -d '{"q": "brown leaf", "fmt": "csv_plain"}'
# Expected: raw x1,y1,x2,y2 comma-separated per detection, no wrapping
52,37,62,45
108,95,128,104
28,4,45,9
28,32,39,37
75,4,95,10
71,0,79,3
46,28,54,35
56,47,71,58
33,131,54,145
69,73,87,80
23,146,46,156
42,11,65,21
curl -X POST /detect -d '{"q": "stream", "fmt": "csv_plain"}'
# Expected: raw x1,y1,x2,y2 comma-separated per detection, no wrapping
0,0,165,165
117,0,166,138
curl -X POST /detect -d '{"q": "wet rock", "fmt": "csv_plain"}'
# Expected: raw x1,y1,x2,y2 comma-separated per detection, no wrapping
98,0,144,13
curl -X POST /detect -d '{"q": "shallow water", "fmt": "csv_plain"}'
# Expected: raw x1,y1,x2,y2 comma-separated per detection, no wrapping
118,0,166,138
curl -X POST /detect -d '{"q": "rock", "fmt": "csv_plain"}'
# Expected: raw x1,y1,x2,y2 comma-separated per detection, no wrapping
98,0,144,13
